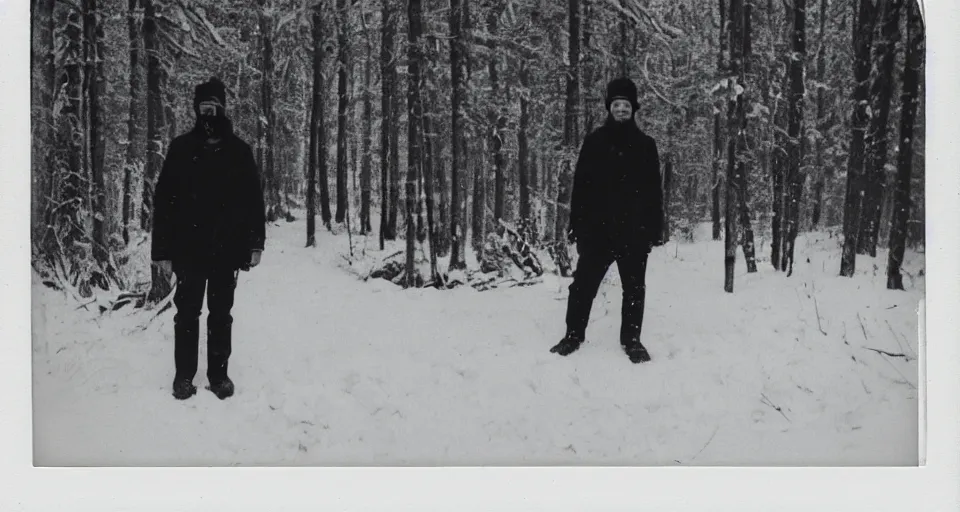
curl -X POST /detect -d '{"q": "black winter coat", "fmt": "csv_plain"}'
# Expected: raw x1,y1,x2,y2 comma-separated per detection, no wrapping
569,116,664,252
151,119,266,271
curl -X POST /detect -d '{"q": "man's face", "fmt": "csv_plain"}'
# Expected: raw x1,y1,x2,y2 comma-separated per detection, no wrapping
198,101,219,118
610,99,633,123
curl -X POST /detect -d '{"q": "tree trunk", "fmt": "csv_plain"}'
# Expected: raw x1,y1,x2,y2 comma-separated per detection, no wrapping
582,0,595,133
35,0,57,251
448,0,467,269
360,37,373,234
712,0,726,241
335,0,349,224
307,4,323,247
319,38,332,231
59,6,86,253
486,7,505,224
770,0,790,271
518,61,531,227
141,0,162,233
421,50,440,281
618,0,628,76
737,0,756,273
860,0,903,256
431,81,450,256
259,2,280,222
380,0,395,245
85,0,108,264
662,151,673,243
406,0,429,286
143,0,171,301
555,0,580,244
724,0,742,293
471,139,485,254
123,0,143,246
886,0,920,290
781,0,806,275
840,0,878,276
388,43,402,240
810,0,828,228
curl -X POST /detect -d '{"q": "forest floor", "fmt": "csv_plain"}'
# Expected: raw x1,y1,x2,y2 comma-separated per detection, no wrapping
31,213,923,466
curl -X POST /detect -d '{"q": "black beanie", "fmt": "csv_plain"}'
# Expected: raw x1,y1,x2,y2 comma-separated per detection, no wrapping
193,77,227,115
605,77,640,112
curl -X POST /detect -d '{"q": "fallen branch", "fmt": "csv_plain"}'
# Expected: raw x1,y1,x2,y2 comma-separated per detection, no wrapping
689,425,720,463
876,353,918,390
863,347,914,361
812,291,826,336
856,312,869,341
382,250,403,262
885,319,914,358
760,393,791,423
75,298,97,311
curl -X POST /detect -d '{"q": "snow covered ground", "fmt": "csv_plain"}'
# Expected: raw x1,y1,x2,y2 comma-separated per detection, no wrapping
31,216,922,467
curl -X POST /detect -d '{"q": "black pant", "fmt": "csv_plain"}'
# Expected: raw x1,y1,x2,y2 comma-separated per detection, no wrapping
565,242,649,345
173,265,237,382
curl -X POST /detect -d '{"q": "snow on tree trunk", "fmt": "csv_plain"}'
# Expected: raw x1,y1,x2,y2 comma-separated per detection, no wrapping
307,4,323,247
736,0,757,273
712,0,726,242
123,0,143,247
405,0,427,287
724,0,742,293
448,0,468,269
886,0,921,290
840,0,879,277
860,0,903,257
518,61,531,227
782,0,806,276
380,0,396,244
84,0,108,266
810,0,828,229
360,15,374,235
335,0,349,225
554,0,580,246
35,0,56,249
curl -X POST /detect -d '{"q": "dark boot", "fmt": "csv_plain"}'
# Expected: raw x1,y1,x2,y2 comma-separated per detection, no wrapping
622,338,651,363
172,377,197,400
550,333,585,356
206,376,234,400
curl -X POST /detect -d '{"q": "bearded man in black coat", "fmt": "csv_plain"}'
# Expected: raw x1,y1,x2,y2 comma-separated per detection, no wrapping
151,77,266,400
550,77,665,363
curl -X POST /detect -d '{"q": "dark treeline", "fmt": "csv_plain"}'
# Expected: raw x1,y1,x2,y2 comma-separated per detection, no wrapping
29,0,925,299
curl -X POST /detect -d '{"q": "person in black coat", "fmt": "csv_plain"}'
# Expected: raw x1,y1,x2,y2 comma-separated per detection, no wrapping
550,77,664,363
151,77,266,400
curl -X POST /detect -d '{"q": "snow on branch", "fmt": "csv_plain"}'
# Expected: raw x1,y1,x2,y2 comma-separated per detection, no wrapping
601,0,684,39
641,54,682,109
466,29,539,60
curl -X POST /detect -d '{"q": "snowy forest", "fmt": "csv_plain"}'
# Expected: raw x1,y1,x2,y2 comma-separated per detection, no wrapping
29,0,925,467
30,0,924,298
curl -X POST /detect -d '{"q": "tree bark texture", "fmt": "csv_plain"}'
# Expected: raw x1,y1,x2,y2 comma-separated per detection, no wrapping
886,0,921,290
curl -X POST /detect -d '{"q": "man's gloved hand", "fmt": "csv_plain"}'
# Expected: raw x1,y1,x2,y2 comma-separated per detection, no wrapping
567,227,576,245
240,250,262,271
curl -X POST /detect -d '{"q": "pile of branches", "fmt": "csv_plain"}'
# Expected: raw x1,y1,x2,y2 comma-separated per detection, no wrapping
33,229,173,317
362,219,547,291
